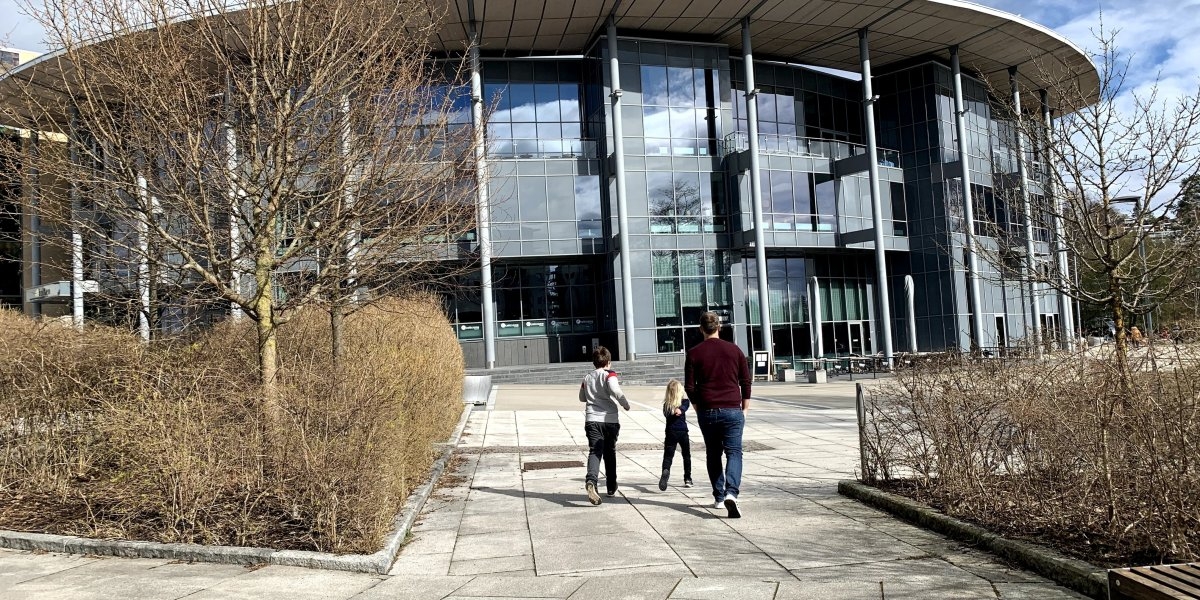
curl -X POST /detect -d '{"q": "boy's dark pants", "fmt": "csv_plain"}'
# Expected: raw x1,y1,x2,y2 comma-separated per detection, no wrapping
661,429,692,480
585,422,621,494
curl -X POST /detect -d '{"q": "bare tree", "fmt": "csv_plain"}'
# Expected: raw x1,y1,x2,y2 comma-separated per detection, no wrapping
0,0,481,435
979,26,1200,379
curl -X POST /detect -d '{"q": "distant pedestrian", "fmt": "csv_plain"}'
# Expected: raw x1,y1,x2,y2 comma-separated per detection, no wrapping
658,379,693,491
578,346,630,505
685,311,751,518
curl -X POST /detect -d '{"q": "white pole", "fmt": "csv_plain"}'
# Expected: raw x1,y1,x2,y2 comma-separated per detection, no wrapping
1010,67,1042,356
904,275,918,354
136,174,151,342
743,17,772,365
860,29,893,366
470,24,498,369
951,47,985,351
68,105,84,329
608,16,637,361
1041,90,1075,348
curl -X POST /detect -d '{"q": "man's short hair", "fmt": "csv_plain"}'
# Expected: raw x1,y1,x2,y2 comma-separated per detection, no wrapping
592,346,612,368
699,311,721,335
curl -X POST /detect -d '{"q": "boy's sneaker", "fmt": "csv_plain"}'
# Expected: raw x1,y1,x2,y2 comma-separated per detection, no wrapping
724,494,742,518
713,498,724,509
684,478,694,487
658,468,670,491
586,482,602,505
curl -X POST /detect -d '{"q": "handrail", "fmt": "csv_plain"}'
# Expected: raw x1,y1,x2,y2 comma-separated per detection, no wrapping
487,138,598,160
721,131,900,167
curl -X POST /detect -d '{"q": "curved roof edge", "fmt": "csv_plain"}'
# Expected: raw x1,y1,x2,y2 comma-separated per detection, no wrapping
1,0,1101,130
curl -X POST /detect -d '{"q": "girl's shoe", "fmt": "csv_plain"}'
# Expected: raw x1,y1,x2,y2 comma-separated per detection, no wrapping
684,478,694,487
658,468,670,491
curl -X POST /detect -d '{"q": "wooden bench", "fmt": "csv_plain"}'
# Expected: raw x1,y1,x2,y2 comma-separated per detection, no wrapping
1109,563,1200,599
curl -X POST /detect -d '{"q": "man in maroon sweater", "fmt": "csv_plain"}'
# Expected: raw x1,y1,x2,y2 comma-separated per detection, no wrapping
684,311,751,518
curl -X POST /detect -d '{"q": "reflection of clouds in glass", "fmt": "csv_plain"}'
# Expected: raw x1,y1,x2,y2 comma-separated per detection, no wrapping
574,176,601,220
641,107,702,139
489,98,581,135
668,67,694,106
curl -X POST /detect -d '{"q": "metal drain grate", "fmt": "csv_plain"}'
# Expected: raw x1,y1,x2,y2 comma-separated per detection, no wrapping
522,460,584,472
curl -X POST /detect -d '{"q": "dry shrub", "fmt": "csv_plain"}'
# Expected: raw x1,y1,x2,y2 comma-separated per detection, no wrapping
863,346,1200,566
0,295,463,552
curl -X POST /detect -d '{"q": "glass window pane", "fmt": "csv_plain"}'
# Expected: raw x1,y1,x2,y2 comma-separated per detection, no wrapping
641,66,668,105
668,67,694,106
535,83,561,121
509,84,536,120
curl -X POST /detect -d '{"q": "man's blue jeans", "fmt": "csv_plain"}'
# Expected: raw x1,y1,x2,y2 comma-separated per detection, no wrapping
696,408,744,501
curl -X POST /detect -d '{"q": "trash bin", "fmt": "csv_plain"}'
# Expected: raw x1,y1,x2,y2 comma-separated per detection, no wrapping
776,367,795,382
807,368,827,384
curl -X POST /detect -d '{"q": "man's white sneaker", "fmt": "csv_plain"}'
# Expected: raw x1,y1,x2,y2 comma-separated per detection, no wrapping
713,498,724,509
724,495,742,518
586,482,602,505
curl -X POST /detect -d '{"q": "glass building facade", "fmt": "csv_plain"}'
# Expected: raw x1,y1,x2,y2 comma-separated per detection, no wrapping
438,37,1067,368
0,4,1093,366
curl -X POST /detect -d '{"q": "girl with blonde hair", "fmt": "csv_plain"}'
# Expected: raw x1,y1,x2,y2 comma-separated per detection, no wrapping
659,379,693,490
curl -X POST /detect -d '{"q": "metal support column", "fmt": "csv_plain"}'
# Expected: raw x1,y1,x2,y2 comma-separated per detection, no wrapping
1040,89,1075,347
68,105,84,329
951,47,985,351
470,23,497,368
225,74,244,321
1010,67,1042,356
26,131,41,318
743,17,772,363
904,275,918,354
608,16,637,361
134,173,151,342
809,276,823,359
860,29,893,365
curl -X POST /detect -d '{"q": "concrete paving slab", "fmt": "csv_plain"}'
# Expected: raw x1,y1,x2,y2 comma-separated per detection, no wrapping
177,565,381,600
667,577,779,600
0,550,101,588
387,550,453,576
774,580,885,600
452,531,533,562
450,575,586,597
566,575,681,600
448,555,535,577
533,531,680,576
991,582,1092,598
6,556,249,600
350,576,472,599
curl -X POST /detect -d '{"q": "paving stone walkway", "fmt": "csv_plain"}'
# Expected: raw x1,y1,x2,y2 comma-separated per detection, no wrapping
0,379,1088,599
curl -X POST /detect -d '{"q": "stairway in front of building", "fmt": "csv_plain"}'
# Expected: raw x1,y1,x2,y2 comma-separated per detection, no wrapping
467,358,684,386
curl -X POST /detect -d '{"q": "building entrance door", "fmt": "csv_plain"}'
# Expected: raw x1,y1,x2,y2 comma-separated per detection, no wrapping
848,322,867,355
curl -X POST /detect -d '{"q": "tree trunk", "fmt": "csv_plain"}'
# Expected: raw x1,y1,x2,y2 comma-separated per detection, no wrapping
254,260,282,463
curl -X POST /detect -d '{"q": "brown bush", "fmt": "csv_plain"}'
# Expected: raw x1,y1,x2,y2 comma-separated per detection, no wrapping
862,346,1200,566
0,295,463,552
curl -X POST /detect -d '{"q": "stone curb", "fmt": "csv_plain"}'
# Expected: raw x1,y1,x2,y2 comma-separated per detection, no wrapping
0,402,473,575
838,480,1109,600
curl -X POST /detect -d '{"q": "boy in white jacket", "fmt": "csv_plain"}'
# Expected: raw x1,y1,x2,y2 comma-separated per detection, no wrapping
578,346,630,505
